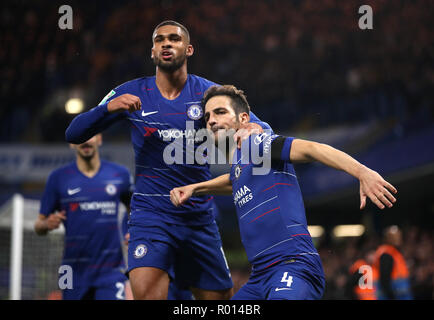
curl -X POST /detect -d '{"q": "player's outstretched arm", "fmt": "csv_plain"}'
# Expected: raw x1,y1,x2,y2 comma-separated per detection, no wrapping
289,139,397,210
34,211,66,236
170,174,232,207
65,94,141,144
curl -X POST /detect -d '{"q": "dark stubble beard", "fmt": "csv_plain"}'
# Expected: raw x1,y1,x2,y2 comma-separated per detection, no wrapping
153,52,187,72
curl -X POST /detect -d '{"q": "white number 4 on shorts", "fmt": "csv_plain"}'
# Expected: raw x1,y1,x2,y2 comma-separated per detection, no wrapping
280,272,293,287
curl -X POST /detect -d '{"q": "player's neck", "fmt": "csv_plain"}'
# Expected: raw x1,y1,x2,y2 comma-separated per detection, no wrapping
76,154,101,178
155,65,188,100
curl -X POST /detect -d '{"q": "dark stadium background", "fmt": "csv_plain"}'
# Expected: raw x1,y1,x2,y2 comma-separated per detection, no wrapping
0,0,433,299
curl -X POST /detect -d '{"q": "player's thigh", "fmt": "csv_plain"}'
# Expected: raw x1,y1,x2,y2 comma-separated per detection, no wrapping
125,280,134,300
176,222,233,293
129,267,170,300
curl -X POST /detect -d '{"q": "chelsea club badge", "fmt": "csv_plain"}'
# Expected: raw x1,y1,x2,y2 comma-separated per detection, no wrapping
187,104,203,120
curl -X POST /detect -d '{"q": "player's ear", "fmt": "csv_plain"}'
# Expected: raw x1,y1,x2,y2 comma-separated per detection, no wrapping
186,44,194,57
239,112,250,125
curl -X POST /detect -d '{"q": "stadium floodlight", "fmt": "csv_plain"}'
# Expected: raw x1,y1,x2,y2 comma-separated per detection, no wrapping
65,98,84,114
332,224,365,238
307,225,324,238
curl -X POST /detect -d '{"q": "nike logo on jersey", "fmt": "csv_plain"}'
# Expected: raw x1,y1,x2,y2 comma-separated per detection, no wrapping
275,288,293,291
67,187,81,195
141,111,158,117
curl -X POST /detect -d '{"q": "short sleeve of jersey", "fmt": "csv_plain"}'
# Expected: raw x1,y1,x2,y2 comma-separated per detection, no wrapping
271,135,294,163
97,81,131,106
39,171,60,216
91,81,131,116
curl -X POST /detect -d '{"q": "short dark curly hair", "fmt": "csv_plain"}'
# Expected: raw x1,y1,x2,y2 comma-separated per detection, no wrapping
152,20,190,43
202,85,251,116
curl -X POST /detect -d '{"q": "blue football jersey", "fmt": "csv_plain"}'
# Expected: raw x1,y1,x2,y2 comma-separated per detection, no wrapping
229,133,324,276
66,74,271,226
39,160,132,286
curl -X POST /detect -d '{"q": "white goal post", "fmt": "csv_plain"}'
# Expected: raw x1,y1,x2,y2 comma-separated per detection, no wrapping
10,194,23,300
0,193,65,300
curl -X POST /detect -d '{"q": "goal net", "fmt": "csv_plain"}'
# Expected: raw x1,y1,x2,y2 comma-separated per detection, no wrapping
0,194,64,300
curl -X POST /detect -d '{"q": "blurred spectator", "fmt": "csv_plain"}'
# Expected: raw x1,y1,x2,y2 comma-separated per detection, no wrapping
372,225,412,299
347,248,377,300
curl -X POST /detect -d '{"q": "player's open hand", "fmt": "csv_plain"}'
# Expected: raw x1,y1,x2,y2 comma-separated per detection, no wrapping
107,94,142,113
170,186,194,207
359,167,397,210
46,210,66,230
234,122,263,149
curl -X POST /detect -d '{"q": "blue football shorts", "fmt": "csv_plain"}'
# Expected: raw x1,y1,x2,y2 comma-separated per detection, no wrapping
231,261,325,300
127,218,233,291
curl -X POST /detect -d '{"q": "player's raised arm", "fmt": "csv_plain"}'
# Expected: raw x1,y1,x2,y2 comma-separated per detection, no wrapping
65,93,141,144
287,138,398,210
170,174,232,207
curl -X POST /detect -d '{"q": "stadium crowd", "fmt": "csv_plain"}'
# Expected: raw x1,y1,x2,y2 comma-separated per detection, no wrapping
1,0,432,142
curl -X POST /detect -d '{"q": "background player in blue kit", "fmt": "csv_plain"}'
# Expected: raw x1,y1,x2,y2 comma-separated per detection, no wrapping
34,134,133,300
170,85,398,300
65,20,270,299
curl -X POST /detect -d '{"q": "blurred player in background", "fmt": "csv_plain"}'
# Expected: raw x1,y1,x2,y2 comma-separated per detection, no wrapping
170,85,398,300
34,134,132,300
373,225,413,299
65,20,270,300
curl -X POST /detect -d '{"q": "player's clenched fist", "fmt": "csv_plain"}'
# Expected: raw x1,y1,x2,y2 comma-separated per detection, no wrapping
170,186,194,207
45,210,67,230
107,94,142,113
